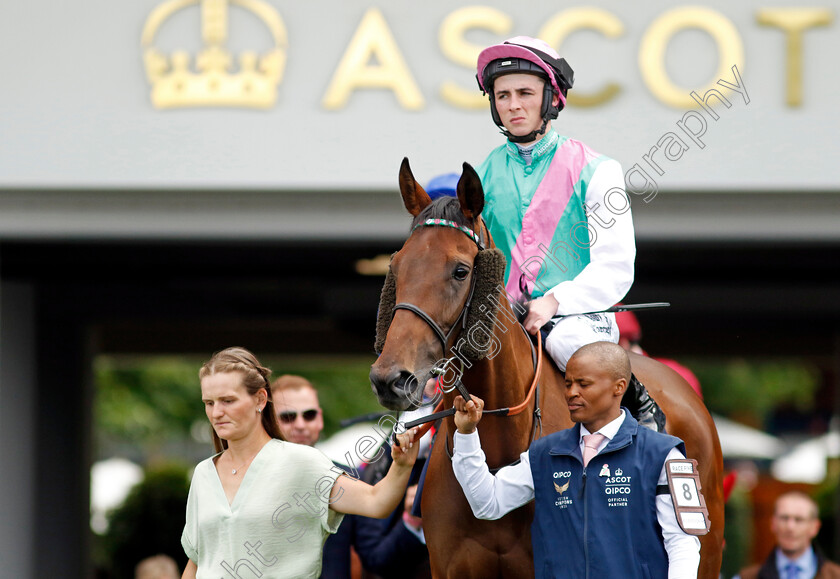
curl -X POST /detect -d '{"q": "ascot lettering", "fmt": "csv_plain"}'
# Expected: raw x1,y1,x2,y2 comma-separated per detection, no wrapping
323,5,830,110
756,8,833,106
322,8,424,110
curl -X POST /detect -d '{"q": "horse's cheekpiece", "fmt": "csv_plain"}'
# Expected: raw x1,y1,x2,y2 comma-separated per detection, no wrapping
460,246,505,360
375,221,506,363
374,255,397,355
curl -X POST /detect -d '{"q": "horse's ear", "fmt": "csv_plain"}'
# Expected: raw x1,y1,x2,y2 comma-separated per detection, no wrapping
399,157,432,217
457,162,484,219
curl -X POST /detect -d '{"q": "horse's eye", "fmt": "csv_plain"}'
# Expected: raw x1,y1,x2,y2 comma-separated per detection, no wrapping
453,266,470,281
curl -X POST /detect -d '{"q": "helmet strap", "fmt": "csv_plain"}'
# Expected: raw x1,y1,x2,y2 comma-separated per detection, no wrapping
503,118,550,144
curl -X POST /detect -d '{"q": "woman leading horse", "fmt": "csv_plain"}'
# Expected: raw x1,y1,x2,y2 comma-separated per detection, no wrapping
370,159,724,578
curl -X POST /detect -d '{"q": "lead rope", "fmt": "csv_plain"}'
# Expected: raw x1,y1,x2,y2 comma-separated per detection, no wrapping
401,329,544,475
401,328,542,435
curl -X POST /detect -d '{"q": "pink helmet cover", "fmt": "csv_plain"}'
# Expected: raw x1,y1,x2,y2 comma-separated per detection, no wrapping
476,36,564,100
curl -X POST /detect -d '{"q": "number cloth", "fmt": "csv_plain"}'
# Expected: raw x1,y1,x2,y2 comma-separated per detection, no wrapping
182,439,344,578
452,410,700,579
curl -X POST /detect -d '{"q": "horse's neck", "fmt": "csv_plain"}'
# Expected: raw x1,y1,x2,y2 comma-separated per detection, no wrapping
465,321,534,405
457,305,537,462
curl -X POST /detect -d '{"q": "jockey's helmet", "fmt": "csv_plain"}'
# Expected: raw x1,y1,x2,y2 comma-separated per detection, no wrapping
426,173,459,199
476,36,574,143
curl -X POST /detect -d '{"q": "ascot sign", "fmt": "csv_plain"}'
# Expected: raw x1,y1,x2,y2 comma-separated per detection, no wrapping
142,1,833,110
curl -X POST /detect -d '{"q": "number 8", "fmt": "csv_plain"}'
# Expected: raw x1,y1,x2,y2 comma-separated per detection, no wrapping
682,483,692,501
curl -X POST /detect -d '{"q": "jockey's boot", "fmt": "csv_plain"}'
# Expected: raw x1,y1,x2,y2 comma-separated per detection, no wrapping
622,374,666,432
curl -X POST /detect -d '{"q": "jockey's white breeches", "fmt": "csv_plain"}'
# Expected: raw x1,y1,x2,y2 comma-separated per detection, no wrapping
544,312,620,371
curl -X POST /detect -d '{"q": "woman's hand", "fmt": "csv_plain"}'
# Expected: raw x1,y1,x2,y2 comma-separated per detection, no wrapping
330,427,421,518
523,294,559,335
391,427,420,468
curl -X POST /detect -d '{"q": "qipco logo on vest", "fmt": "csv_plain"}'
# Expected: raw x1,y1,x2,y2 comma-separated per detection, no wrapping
553,471,572,479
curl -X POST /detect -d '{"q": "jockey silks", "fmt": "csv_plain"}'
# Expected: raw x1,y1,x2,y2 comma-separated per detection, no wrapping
478,129,600,301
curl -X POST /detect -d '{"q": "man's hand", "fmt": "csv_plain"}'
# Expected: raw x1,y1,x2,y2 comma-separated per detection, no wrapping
454,395,485,434
523,294,559,335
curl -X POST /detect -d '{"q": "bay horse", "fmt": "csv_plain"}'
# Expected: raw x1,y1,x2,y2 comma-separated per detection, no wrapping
370,159,724,578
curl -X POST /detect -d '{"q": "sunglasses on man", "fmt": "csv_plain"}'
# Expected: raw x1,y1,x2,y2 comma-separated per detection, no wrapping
278,409,319,423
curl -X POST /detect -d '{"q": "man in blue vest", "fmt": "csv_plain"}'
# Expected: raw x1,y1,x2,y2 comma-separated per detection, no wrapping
451,341,700,578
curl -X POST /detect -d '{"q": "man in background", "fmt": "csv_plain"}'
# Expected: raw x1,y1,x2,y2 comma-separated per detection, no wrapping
736,491,839,579
271,375,429,579
272,374,324,446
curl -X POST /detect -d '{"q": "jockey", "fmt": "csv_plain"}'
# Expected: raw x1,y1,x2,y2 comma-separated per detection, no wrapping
474,36,664,431
425,172,460,200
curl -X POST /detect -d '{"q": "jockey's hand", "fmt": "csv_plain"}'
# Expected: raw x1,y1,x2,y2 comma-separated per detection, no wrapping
523,294,559,335
454,394,484,434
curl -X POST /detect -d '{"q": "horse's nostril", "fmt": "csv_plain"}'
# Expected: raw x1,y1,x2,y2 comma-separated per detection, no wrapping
370,367,402,395
391,371,418,398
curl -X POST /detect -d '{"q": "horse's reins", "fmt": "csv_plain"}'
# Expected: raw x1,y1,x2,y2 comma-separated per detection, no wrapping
391,217,543,448
402,330,542,430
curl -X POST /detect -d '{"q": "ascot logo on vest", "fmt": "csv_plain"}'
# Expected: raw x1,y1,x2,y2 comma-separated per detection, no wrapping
141,0,288,109
604,463,633,507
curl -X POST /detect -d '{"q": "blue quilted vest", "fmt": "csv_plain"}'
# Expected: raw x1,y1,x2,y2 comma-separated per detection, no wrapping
528,412,685,579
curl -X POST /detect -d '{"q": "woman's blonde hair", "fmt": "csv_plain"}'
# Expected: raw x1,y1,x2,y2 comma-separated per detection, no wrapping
199,347,284,452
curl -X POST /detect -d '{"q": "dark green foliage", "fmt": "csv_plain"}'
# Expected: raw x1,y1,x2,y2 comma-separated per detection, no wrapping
815,473,839,558
720,485,753,578
95,356,206,443
683,358,819,426
102,464,191,579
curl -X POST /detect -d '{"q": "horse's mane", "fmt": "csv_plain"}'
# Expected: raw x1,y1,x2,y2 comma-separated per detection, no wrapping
411,197,470,229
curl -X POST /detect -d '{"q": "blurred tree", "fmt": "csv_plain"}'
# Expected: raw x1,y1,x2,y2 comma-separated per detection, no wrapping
95,356,205,444
685,358,820,428
815,471,839,558
721,484,753,578
101,464,190,579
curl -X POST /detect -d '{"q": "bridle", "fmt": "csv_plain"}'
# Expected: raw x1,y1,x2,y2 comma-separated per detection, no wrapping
391,218,485,356
387,217,544,453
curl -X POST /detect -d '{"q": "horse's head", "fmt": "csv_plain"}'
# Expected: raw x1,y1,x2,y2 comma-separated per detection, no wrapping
370,158,505,410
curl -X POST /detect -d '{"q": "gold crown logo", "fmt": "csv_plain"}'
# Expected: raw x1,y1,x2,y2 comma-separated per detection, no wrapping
141,0,287,109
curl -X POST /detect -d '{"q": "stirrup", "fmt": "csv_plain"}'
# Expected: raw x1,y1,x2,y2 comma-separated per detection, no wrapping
623,374,666,433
